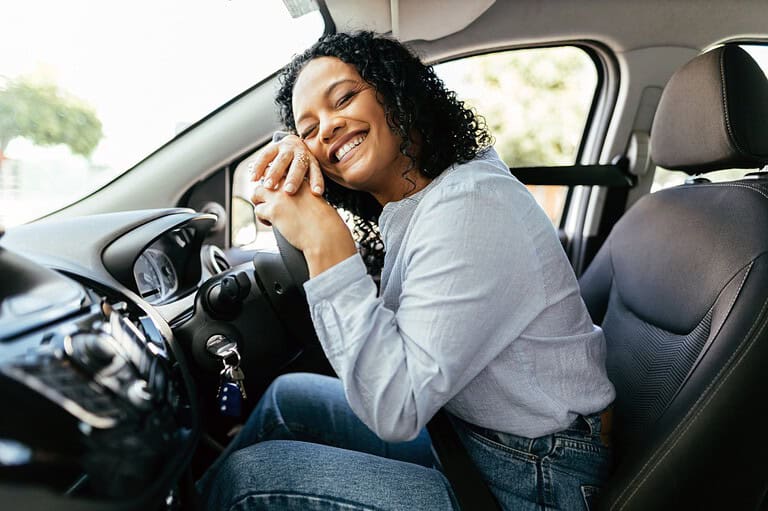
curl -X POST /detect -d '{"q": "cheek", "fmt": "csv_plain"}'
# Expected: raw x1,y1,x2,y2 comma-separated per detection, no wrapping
375,128,404,159
305,141,328,166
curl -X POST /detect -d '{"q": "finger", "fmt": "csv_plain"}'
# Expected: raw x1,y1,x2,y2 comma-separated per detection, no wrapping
308,158,324,195
249,144,280,181
251,181,267,204
283,151,311,194
264,150,293,189
253,202,273,227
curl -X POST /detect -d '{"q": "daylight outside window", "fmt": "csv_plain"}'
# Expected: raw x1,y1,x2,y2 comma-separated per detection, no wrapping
0,0,324,228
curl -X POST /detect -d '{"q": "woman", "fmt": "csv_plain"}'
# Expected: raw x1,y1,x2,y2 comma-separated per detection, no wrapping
201,31,615,510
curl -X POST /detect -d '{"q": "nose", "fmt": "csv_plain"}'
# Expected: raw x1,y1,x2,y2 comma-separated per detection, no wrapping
320,115,345,143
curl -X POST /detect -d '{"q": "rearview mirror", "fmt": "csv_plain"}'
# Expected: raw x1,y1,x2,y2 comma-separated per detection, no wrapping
281,0,318,18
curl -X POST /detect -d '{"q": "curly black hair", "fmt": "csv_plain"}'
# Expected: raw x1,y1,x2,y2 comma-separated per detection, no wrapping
276,31,492,278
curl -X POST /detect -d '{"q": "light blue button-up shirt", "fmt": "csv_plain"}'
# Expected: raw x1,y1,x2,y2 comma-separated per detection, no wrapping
304,148,615,442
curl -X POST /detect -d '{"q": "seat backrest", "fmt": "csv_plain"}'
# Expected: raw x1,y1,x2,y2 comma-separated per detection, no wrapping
579,45,768,510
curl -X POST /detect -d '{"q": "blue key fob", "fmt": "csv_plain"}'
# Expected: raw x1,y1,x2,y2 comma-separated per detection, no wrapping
217,381,242,417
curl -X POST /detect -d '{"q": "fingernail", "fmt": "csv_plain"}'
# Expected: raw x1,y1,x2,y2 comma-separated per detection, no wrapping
313,186,322,194
284,183,296,193
264,178,273,188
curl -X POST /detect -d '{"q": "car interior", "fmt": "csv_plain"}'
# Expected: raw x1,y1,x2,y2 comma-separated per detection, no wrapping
2,0,768,510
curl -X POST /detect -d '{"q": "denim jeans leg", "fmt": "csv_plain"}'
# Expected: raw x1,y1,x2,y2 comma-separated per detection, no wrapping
204,440,458,511
199,372,610,510
450,413,613,511
247,372,434,465
545,413,613,510
198,372,436,503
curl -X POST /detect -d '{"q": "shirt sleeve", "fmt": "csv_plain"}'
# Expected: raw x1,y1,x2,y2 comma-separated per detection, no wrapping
272,130,290,143
303,174,547,442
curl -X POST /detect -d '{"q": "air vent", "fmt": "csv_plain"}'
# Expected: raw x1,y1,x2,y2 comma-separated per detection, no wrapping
213,252,230,273
203,245,231,275
200,202,227,233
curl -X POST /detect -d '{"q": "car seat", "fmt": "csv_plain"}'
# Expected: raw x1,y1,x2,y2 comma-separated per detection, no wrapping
579,45,768,509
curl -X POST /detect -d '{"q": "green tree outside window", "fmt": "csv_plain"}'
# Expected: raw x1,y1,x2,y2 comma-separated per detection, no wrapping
0,77,103,170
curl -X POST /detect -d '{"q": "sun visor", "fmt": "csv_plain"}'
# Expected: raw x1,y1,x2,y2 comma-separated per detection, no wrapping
326,0,496,42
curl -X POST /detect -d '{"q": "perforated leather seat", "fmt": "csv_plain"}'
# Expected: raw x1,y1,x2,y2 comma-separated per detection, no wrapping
579,45,768,509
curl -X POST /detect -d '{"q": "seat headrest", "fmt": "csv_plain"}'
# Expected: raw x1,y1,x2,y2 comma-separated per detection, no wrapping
651,45,768,174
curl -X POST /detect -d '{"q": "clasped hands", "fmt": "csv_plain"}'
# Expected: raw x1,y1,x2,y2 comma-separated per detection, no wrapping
248,134,357,278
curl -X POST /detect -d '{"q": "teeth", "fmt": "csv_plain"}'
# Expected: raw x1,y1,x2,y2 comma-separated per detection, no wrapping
335,135,366,161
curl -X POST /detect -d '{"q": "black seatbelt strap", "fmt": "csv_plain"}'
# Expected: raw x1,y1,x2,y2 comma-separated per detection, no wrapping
426,409,502,511
509,159,633,187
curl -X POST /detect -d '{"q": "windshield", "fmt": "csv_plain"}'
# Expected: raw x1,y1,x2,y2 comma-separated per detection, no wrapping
0,0,324,227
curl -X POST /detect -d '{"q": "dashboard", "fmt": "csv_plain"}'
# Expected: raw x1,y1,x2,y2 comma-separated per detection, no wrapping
0,207,314,510
0,209,220,510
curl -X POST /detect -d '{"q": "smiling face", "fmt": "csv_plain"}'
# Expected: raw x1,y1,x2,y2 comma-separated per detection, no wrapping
292,57,420,204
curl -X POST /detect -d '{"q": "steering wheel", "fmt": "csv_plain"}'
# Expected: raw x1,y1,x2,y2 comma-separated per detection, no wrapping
272,228,310,293
246,227,322,354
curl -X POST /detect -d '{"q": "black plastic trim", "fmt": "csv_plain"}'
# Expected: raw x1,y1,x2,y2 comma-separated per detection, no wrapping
317,0,336,35
511,162,633,187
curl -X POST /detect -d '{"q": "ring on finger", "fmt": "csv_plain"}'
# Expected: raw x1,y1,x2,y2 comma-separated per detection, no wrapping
297,152,310,167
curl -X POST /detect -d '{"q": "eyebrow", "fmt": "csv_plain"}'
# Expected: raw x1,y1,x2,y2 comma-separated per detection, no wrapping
295,78,359,127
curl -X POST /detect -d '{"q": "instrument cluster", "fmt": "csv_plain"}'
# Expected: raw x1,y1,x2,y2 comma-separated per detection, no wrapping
131,226,198,305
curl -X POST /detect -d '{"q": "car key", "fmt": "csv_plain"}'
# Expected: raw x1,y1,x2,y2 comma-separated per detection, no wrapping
217,356,246,417
226,364,248,401
220,346,248,401
208,335,246,416
217,375,243,417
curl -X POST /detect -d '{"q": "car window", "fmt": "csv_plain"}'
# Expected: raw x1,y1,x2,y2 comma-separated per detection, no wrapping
434,46,599,226
0,0,324,228
651,44,768,193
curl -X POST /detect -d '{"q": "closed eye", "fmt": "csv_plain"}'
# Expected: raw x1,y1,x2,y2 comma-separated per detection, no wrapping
336,91,357,108
300,125,317,139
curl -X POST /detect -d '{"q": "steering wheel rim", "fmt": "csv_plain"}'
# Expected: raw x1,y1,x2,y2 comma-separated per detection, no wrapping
272,227,310,294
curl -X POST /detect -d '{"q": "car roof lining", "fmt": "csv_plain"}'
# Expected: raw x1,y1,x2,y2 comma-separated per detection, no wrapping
325,0,496,42
325,0,768,58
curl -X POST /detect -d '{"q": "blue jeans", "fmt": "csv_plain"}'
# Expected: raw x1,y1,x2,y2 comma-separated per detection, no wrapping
198,373,612,510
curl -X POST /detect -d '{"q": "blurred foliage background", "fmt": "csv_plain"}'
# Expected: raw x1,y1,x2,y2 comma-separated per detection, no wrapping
435,46,597,224
0,76,102,170
437,46,596,168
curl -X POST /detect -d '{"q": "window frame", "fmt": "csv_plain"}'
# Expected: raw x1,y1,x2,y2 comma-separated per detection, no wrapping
427,41,617,236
